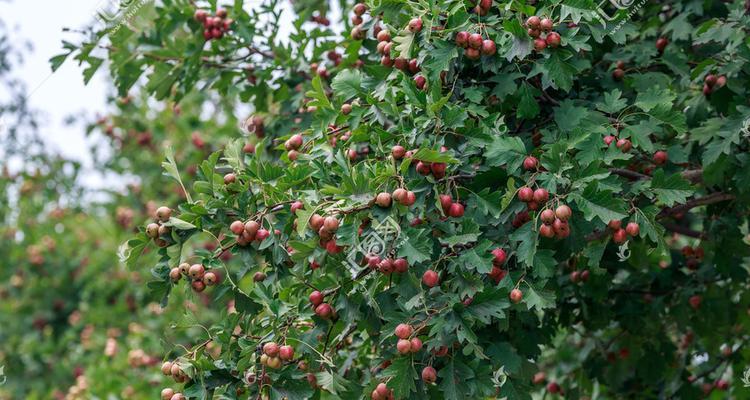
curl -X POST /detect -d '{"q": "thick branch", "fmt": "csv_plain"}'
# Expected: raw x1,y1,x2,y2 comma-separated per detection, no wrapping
658,192,735,219
660,222,705,239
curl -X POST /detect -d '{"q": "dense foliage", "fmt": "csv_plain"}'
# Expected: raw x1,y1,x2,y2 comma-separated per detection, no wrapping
6,0,750,398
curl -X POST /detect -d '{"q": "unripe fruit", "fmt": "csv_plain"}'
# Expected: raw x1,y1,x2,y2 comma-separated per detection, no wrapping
279,345,294,360
468,33,483,49
545,32,561,47
518,187,534,202
410,337,423,352
161,361,173,375
161,388,175,400
408,18,423,33
395,323,413,339
523,156,538,170
653,150,668,165
555,205,572,221
267,356,282,369
510,288,523,303
230,220,245,235
533,188,549,203
540,209,556,224
375,192,393,207
203,271,218,286
625,222,640,237
156,206,172,222
448,202,465,218
376,30,391,42
169,268,181,282
392,145,406,159
188,264,205,279
612,228,627,244
146,223,160,239
396,339,412,354
310,290,324,306
422,366,437,383
324,216,340,232
422,270,439,287
263,342,280,357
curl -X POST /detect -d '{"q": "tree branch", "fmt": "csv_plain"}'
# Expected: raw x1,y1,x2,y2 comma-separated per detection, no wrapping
658,192,735,219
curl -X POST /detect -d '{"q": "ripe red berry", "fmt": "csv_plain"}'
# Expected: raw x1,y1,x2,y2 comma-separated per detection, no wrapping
604,135,616,146
545,32,561,47
626,222,640,237
468,33,483,49
481,39,496,56
518,187,534,202
491,248,507,265
230,220,245,235
408,18,422,33
526,16,541,29
255,228,270,241
546,382,560,394
392,145,406,159
393,258,409,273
540,18,553,31
188,264,205,279
455,31,469,47
540,209,556,224
375,192,393,207
539,224,555,238
612,68,625,80
279,345,294,360
533,188,549,203
523,156,538,171
533,38,547,51
422,270,439,287
263,342,280,357
309,290,324,306
414,75,427,90
396,339,412,354
439,194,453,212
555,205,572,221
394,323,413,339
608,220,622,230
653,150,668,165
421,366,437,383
409,337,423,352
315,303,333,318
448,203,465,218
203,271,218,286
612,228,627,244
510,288,523,303
656,37,668,53
689,295,702,310
191,280,206,292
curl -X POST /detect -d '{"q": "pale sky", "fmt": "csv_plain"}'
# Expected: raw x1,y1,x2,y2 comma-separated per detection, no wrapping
0,0,340,190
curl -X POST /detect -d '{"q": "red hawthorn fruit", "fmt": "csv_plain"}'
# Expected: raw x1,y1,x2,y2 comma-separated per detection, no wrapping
256,229,270,241
169,268,181,282
523,156,538,170
431,162,447,177
191,280,206,292
391,145,406,159
375,192,393,207
603,135,616,146
481,39,496,56
653,150,668,165
616,138,632,152
465,47,481,60
608,220,622,230
448,203,465,218
309,291,324,306
415,161,431,175
315,303,333,318
408,59,420,74
279,345,294,360
526,16,541,29
408,18,422,33
612,228,628,244
533,38,547,51
395,323,413,339
188,264,205,279
533,188,549,203
656,37,668,53
540,18,553,31
580,270,590,281
422,270,440,287
439,194,453,212
393,57,408,71
545,32,561,47
414,75,427,90
613,68,625,80
518,187,534,202
546,382,561,394
555,205,572,221
492,248,507,265
290,201,304,214
468,33,483,50
626,222,640,237
263,342,280,357
541,209,556,224
540,224,555,238
230,220,245,235
378,258,394,274
422,366,437,383
324,216,340,232
402,191,417,206
410,337,423,352
194,9,208,22
393,258,409,273
396,339,412,354
689,295,702,310
203,271,218,286
716,75,726,87
455,31,469,47
571,270,580,283
510,288,523,303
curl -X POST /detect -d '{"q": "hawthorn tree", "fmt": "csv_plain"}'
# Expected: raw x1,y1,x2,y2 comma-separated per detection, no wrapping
60,0,750,398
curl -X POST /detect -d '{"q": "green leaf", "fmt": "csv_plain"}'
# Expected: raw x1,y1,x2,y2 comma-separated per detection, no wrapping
597,89,627,114
649,170,694,206
543,52,577,91
516,83,540,119
381,357,416,399
162,147,193,203
571,183,628,224
485,136,527,172
166,217,196,230
331,69,362,100
315,371,350,396
510,222,537,268
118,234,149,270
469,188,503,218
397,227,433,264
524,284,555,311
411,148,460,164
